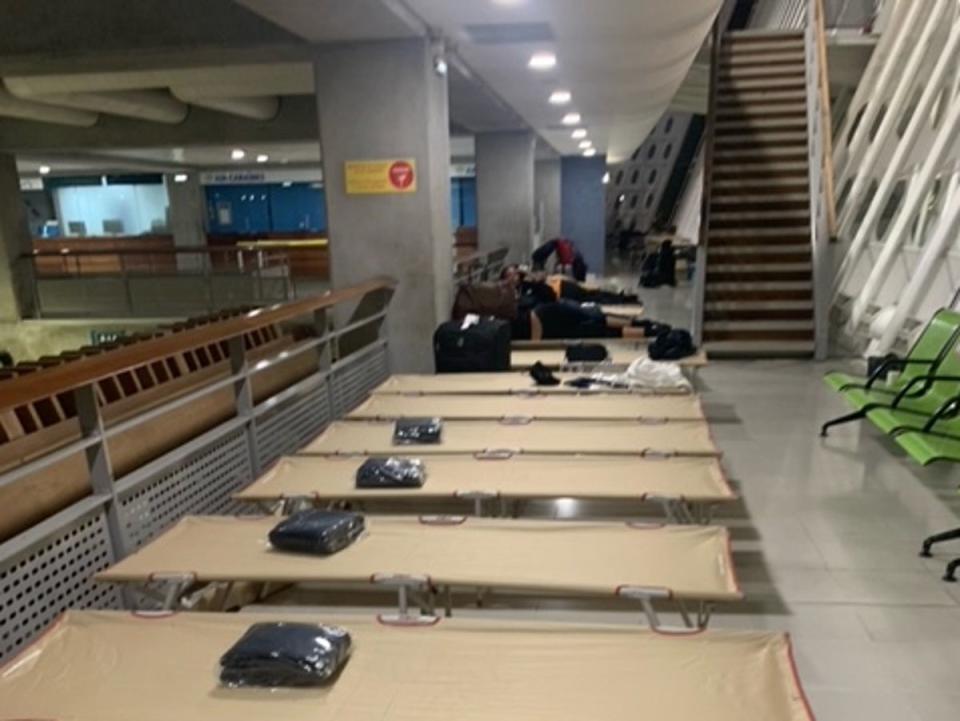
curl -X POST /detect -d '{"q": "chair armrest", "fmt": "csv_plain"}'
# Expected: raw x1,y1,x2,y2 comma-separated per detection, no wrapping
864,357,935,390
923,395,960,432
891,375,960,407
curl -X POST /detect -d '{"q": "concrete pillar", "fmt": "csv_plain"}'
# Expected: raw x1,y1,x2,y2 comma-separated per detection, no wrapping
534,159,561,247
314,39,452,373
164,173,206,272
561,155,607,276
0,153,34,321
476,131,535,262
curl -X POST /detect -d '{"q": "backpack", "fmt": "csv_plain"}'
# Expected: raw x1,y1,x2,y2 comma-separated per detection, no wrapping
648,329,696,361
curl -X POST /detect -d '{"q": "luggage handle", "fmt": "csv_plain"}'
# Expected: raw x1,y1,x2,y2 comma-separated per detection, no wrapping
419,515,467,525
474,448,516,460
500,415,533,425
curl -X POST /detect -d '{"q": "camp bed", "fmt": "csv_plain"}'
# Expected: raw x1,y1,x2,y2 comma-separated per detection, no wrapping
347,392,706,421
0,611,815,721
820,309,960,434
301,419,719,457
235,454,735,522
96,515,741,628
511,344,708,371
374,372,692,395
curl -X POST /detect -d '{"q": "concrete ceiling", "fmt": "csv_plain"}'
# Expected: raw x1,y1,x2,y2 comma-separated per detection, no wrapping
0,0,720,172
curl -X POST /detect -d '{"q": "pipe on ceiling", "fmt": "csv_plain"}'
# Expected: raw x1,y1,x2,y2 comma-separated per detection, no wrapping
23,89,188,124
0,87,99,127
171,90,280,120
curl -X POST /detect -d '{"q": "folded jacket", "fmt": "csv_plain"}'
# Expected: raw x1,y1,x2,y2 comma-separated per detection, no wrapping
356,457,426,488
393,417,443,444
268,510,365,555
220,622,352,688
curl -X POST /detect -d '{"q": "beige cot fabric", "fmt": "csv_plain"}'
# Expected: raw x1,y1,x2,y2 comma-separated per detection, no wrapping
302,420,719,456
348,393,705,420
0,611,814,721
374,372,692,395
511,346,708,370
236,454,734,503
97,515,740,601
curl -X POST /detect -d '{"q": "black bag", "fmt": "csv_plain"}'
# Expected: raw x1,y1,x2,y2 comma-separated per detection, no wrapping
565,344,608,363
648,329,696,361
434,318,511,373
633,319,672,338
393,418,442,445
356,457,426,488
220,622,352,688
268,510,365,556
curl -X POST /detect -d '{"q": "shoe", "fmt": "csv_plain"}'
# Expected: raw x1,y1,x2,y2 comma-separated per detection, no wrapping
529,361,561,386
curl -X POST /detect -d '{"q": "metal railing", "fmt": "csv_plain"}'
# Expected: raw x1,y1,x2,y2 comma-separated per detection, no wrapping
0,278,395,663
22,247,295,318
453,247,510,286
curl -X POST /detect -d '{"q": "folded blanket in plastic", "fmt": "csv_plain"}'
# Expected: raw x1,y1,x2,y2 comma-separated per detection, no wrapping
393,417,443,444
269,510,365,555
220,622,352,688
356,457,426,488
568,357,691,391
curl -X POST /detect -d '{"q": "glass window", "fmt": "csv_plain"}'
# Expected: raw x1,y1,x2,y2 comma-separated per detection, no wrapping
648,169,657,184
917,176,945,247
629,194,639,209
868,104,887,142
876,179,906,240
615,170,624,185
837,176,855,214
664,117,674,133
850,178,879,237
932,86,949,129
631,147,643,161
630,169,640,184
897,86,924,138
663,143,672,159
647,144,657,159
645,192,655,209
846,104,867,145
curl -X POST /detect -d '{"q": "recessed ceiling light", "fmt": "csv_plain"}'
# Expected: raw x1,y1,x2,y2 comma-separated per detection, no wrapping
231,148,246,160
602,172,610,184
282,181,293,188
578,140,593,149
173,173,189,183
492,0,524,5
549,90,572,105
562,112,581,126
528,52,557,71
571,128,587,139
256,154,269,164
38,165,51,175
582,148,597,157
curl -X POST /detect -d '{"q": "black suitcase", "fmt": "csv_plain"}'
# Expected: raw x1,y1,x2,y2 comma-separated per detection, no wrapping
434,318,511,373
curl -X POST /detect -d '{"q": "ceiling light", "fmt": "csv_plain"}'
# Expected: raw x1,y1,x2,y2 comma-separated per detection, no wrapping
562,112,581,126
528,52,557,71
282,181,293,188
571,128,587,139
231,148,246,161
38,165,51,175
582,148,597,157
492,0,524,5
578,140,593,149
549,90,571,105
173,173,189,183
256,154,269,164
602,172,610,184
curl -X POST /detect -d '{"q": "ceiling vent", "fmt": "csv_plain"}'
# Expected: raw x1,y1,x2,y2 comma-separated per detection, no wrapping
463,23,555,45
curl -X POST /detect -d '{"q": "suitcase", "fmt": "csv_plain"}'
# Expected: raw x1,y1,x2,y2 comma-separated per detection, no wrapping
434,318,511,373
452,283,517,320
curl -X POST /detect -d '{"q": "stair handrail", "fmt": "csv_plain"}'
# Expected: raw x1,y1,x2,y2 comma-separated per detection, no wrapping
805,0,835,358
691,15,722,345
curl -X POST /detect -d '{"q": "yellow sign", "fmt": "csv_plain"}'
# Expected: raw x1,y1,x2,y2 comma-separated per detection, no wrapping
344,159,417,195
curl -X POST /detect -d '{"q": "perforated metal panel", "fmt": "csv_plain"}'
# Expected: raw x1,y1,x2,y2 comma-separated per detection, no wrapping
331,342,390,417
117,428,253,550
0,509,120,663
255,380,332,466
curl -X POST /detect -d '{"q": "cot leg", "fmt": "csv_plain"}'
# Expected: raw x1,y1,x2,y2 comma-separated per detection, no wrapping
920,527,960,557
697,602,714,629
820,409,867,437
945,558,960,582
676,599,694,629
639,596,662,629
444,586,453,617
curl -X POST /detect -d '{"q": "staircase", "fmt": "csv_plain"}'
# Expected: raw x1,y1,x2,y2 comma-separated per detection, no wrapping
702,30,815,355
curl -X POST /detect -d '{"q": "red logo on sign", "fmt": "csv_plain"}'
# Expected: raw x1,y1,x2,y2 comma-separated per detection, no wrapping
388,161,415,190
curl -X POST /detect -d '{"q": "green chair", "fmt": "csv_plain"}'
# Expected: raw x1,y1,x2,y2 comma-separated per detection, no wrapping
820,309,960,436
864,374,960,435
892,394,960,465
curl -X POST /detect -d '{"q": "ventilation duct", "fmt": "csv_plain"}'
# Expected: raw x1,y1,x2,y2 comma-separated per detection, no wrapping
171,90,279,120
22,89,187,124
0,87,98,127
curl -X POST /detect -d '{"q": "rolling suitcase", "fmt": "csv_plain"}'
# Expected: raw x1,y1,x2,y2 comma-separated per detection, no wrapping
434,317,511,373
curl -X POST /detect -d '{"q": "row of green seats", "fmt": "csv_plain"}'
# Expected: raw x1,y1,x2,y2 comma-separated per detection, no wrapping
822,308,960,582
